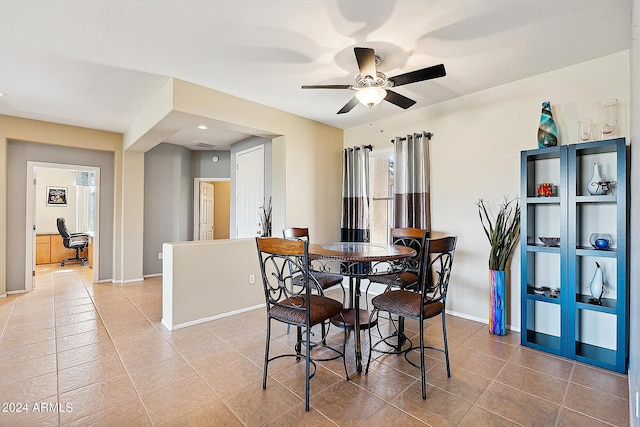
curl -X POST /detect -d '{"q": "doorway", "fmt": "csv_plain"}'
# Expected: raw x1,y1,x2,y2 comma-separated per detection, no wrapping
26,162,100,291
193,178,231,240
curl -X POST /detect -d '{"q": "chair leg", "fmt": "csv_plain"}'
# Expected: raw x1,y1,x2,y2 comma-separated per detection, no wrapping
442,313,451,377
341,313,350,381
263,318,271,389
420,318,426,400
305,322,311,411
296,326,302,361
365,308,377,374
321,321,327,345
396,316,406,352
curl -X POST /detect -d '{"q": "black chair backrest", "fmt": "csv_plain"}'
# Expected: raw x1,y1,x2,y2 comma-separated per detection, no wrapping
391,227,427,274
419,236,457,304
256,237,312,316
57,217,71,240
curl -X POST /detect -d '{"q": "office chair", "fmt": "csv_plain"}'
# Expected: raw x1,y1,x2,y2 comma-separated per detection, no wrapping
56,217,90,266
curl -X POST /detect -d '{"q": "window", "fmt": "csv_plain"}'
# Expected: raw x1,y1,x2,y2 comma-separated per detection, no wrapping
369,150,394,244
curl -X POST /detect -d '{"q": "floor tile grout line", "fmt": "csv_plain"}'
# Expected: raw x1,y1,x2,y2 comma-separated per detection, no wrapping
466,335,531,427
16,265,629,426
104,277,232,425
49,265,62,427
76,274,156,426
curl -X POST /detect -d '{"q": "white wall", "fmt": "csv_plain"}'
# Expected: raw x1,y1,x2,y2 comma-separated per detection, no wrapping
345,51,630,329
35,168,77,234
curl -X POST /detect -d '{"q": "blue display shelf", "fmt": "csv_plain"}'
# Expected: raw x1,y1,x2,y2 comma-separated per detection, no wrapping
520,138,628,373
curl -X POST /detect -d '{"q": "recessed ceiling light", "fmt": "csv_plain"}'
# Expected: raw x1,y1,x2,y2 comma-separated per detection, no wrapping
197,125,208,130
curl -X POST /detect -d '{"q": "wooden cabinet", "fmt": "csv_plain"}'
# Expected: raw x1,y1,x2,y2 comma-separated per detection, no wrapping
35,235,51,264
520,138,628,373
35,234,90,266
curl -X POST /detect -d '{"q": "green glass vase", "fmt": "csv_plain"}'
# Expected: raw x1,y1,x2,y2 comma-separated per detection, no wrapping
537,101,558,148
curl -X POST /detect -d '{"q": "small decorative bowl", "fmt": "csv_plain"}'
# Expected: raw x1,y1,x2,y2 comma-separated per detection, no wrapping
539,237,560,247
589,233,612,250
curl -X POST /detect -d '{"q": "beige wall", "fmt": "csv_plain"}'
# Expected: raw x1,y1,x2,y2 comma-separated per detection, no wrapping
35,168,78,234
344,51,630,329
1,78,344,294
120,151,145,282
162,238,264,329
129,79,345,243
0,116,123,294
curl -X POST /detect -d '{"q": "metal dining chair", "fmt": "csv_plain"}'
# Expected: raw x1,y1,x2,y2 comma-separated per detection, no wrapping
367,227,427,291
282,227,345,297
255,237,349,411
365,227,426,351
283,227,346,340
366,236,457,399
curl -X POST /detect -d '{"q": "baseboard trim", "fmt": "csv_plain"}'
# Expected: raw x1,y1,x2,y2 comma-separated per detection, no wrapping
163,303,265,331
111,278,145,284
445,308,520,333
143,273,162,278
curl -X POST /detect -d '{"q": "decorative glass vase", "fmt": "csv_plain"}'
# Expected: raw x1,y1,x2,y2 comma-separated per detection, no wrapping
537,101,558,148
587,162,606,195
597,99,618,139
489,270,506,335
589,233,613,249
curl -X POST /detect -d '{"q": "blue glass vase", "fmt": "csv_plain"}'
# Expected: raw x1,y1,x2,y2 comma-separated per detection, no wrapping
537,101,558,148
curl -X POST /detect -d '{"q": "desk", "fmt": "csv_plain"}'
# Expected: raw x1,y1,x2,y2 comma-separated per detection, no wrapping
308,242,415,372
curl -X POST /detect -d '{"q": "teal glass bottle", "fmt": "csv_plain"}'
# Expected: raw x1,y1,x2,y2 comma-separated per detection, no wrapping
537,101,558,148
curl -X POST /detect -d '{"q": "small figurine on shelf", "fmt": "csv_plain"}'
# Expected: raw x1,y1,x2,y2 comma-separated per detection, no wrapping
536,183,554,197
587,262,605,305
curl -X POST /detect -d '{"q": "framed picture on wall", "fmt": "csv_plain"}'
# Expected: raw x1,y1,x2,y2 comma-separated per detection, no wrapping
46,186,67,206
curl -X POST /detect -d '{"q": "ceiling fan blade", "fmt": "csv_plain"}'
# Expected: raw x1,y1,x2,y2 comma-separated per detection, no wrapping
384,90,416,109
354,47,376,79
337,97,359,114
388,64,446,87
301,84,353,89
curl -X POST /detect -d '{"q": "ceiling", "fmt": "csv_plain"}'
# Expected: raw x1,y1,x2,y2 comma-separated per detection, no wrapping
0,1,633,151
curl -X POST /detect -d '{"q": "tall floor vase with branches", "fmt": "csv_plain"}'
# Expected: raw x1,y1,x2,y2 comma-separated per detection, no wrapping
477,197,520,335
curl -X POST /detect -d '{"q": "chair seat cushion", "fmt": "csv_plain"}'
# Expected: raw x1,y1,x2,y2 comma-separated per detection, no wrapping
369,271,418,288
292,272,343,290
371,290,444,319
271,295,343,326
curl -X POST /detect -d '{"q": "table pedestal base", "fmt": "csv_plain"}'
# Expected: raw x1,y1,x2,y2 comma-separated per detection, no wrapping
330,309,376,331
331,308,377,373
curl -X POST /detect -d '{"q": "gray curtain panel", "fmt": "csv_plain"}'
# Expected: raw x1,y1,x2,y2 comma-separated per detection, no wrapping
393,133,431,232
340,145,371,242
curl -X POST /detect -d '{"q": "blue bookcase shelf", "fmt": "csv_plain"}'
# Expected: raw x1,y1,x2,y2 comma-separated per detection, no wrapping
520,138,628,373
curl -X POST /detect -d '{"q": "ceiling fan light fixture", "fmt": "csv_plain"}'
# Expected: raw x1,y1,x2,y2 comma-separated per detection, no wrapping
355,86,387,107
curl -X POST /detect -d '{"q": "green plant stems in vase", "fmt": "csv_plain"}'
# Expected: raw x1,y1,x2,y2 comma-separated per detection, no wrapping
537,101,558,148
477,197,521,335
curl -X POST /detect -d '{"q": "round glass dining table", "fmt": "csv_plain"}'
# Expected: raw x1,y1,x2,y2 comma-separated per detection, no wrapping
308,242,416,372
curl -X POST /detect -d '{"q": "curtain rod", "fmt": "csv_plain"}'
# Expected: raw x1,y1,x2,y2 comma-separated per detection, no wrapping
346,144,373,151
391,132,432,143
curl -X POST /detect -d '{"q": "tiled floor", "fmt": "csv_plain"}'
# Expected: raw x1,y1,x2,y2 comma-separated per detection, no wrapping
0,264,630,426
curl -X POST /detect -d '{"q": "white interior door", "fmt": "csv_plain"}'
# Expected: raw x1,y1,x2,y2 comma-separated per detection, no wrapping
236,146,264,238
199,181,215,240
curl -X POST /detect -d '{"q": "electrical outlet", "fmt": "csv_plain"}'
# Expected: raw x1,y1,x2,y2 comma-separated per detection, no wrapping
249,274,255,284
158,252,163,260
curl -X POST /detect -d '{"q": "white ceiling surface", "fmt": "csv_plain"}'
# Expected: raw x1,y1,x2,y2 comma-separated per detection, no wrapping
0,0,633,151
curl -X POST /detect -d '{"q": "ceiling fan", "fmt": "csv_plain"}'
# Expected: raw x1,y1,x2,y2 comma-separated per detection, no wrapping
302,47,446,114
